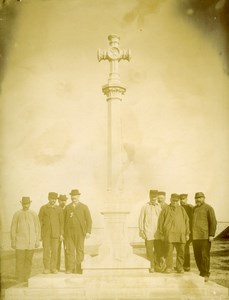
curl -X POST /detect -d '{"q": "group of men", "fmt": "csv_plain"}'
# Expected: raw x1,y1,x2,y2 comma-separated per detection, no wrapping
10,188,217,284
10,189,92,282
138,190,217,282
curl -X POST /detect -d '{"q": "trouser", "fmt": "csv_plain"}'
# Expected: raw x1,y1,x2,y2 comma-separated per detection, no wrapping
42,236,59,271
154,239,168,271
145,240,155,268
16,249,34,282
56,240,67,271
183,239,191,269
166,242,185,271
192,239,211,277
65,228,85,272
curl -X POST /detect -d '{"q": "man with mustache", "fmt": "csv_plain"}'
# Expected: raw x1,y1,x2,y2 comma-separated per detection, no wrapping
192,192,217,282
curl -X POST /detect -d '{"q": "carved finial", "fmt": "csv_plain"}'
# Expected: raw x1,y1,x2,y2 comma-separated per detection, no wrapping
108,35,120,47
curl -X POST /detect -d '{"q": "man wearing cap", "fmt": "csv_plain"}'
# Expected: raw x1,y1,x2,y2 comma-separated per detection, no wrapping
192,192,217,282
10,197,40,282
138,190,161,273
56,194,68,271
154,191,168,272
179,194,193,271
157,193,190,274
157,191,168,210
64,189,92,274
39,192,64,274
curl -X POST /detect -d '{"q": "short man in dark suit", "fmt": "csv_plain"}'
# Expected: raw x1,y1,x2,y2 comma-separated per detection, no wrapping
56,194,68,271
64,189,92,274
39,192,64,274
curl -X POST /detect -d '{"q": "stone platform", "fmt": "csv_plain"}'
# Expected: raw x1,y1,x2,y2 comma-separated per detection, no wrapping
5,270,229,300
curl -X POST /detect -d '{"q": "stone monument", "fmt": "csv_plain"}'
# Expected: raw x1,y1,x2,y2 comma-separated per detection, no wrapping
4,34,229,300
83,34,149,269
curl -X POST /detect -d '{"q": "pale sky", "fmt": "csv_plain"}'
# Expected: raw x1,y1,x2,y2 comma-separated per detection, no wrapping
1,0,229,231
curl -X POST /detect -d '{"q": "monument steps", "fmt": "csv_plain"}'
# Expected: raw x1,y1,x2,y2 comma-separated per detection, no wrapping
5,271,229,300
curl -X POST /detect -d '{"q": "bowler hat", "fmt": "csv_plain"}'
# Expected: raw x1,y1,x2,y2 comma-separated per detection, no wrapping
170,193,180,201
58,194,68,201
195,192,205,198
149,190,158,196
69,189,81,196
48,192,58,199
158,191,166,196
21,197,31,204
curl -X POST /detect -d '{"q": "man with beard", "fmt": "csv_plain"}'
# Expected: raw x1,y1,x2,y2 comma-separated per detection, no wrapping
192,192,217,282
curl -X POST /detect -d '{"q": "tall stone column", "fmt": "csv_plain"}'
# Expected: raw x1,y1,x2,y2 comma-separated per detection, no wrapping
83,35,148,269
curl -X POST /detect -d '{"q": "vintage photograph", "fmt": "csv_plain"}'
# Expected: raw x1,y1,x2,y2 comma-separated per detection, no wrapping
0,0,229,299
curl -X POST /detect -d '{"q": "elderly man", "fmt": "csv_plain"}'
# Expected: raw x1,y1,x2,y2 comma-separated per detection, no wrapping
64,189,92,274
192,192,217,282
157,193,190,274
39,192,64,274
138,190,161,273
56,194,68,271
179,193,193,271
10,197,40,283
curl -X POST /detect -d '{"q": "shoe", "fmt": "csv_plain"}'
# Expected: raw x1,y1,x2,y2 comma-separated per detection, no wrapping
52,269,58,274
177,269,184,274
184,267,190,272
164,268,173,274
149,268,154,273
43,269,50,274
204,276,209,282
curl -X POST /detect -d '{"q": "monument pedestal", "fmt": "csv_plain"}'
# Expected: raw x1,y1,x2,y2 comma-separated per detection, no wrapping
83,206,149,270
5,271,229,300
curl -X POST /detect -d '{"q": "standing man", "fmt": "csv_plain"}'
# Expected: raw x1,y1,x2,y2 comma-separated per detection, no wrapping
192,192,217,282
157,191,168,210
39,192,64,274
154,190,168,272
56,194,68,271
10,196,40,283
64,189,92,274
157,193,190,274
179,194,193,271
138,190,161,273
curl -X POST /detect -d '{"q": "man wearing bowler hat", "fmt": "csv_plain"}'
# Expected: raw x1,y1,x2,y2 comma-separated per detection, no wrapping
157,193,190,274
10,197,40,282
56,194,68,271
192,192,217,282
39,192,64,274
64,189,92,274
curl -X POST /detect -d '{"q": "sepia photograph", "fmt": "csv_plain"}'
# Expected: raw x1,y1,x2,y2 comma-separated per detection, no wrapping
0,0,229,299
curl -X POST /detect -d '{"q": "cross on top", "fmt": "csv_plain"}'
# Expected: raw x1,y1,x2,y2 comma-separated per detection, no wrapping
97,35,131,84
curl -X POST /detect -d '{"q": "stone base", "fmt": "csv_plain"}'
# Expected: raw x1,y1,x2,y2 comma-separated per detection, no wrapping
82,253,149,269
5,271,229,300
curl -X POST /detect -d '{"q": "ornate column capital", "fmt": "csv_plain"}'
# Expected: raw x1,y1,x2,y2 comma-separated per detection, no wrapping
102,84,126,101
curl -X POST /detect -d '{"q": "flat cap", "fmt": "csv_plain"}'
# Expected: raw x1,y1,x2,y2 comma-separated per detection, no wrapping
58,194,68,201
48,192,58,199
149,190,158,196
170,193,180,201
195,192,205,198
158,191,166,196
21,197,31,204
180,194,188,198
